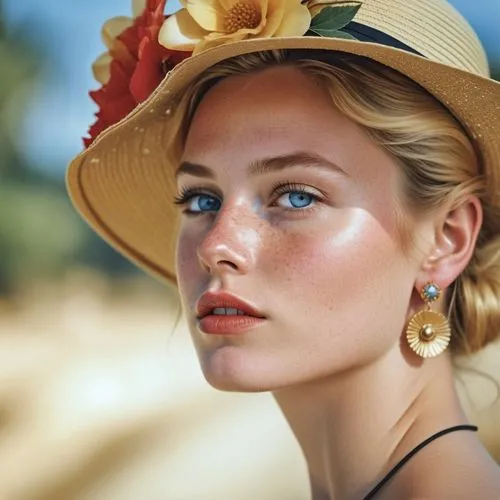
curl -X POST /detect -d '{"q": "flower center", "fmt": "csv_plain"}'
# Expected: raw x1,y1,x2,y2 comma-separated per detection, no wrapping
224,1,261,33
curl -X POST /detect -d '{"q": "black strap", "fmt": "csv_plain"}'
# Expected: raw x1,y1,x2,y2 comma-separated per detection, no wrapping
342,21,425,57
363,424,478,499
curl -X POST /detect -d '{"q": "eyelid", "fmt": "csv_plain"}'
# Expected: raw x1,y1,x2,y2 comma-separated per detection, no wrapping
173,184,222,204
177,183,222,195
270,181,326,200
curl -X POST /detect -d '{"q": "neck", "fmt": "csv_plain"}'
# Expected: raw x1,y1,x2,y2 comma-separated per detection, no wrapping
272,346,468,500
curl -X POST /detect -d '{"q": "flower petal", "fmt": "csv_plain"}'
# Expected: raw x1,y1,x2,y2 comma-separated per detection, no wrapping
259,0,284,37
101,16,134,48
307,0,339,7
92,52,113,84
185,0,226,31
109,39,136,72
158,10,207,51
306,0,336,17
132,0,147,17
130,41,166,101
273,0,311,36
217,0,241,10
193,29,248,54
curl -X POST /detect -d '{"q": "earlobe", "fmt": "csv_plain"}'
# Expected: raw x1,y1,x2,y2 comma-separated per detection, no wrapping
419,195,483,288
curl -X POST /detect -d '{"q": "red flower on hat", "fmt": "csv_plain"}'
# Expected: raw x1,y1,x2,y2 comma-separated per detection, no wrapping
84,0,191,148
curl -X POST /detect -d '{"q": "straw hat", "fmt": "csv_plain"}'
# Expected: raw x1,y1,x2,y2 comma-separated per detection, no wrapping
66,0,500,286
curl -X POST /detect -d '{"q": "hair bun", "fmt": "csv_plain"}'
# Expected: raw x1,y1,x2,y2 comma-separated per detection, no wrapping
451,235,500,354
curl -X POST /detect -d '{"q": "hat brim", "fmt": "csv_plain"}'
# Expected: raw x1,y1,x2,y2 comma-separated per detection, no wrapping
66,36,500,286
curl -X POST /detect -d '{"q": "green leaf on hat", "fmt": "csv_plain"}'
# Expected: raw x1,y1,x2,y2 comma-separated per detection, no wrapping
310,5,361,30
307,4,361,38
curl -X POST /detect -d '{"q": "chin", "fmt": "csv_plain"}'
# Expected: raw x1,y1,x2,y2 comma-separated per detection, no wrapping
198,345,283,393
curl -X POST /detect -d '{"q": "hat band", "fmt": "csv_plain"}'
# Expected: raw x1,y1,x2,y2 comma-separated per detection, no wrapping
343,22,424,57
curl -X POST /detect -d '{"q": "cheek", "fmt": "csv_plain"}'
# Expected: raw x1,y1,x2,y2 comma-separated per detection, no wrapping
262,210,405,310
176,229,202,293
261,211,413,370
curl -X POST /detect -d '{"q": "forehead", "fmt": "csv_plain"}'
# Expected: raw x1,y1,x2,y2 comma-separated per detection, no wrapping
187,66,340,142
182,65,397,184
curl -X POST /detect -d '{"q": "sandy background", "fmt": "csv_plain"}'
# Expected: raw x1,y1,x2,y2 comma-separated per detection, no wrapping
0,273,498,500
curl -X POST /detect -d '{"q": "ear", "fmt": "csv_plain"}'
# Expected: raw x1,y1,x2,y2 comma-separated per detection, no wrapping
417,195,483,288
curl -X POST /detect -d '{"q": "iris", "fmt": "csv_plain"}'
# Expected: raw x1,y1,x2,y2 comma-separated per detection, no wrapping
286,192,314,208
192,194,221,212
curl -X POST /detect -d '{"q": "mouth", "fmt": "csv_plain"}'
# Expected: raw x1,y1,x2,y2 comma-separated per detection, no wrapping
200,307,262,318
195,291,267,334
196,291,266,320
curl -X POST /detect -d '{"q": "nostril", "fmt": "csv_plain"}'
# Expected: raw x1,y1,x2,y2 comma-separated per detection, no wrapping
198,259,237,274
217,259,238,270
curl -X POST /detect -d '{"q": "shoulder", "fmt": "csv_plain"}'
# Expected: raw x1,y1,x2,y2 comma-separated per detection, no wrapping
380,433,500,499
386,464,500,499
420,468,500,499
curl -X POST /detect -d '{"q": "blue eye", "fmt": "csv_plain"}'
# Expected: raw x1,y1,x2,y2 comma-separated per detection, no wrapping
188,194,221,213
278,191,315,209
273,182,321,210
173,189,221,214
174,183,321,216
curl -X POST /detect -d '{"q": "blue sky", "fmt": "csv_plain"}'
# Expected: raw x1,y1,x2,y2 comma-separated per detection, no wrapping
4,0,499,178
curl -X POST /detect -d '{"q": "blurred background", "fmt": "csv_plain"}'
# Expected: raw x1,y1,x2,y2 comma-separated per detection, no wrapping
0,0,499,499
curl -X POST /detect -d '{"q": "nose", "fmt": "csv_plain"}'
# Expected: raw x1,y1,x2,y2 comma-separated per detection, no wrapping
197,205,260,278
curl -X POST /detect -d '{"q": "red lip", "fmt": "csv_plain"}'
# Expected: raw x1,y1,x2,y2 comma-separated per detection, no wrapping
198,315,266,335
196,291,266,320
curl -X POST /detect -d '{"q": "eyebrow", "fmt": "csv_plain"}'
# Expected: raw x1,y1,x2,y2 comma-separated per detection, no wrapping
175,152,349,180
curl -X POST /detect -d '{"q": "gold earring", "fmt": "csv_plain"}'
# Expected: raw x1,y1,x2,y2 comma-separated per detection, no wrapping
406,282,451,358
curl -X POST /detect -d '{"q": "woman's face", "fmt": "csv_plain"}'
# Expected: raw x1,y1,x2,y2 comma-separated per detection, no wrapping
175,66,421,391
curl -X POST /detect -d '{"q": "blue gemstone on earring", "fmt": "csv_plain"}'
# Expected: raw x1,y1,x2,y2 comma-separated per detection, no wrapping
423,283,440,301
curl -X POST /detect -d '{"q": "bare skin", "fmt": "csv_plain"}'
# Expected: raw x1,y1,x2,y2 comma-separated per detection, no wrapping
174,66,500,498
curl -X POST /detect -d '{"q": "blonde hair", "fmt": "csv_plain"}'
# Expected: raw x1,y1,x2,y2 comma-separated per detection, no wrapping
166,49,500,356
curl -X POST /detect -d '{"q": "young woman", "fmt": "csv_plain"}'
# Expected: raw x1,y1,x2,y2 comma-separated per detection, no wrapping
67,0,500,497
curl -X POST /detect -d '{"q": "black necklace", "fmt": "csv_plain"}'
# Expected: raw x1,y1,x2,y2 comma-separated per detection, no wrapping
362,424,478,499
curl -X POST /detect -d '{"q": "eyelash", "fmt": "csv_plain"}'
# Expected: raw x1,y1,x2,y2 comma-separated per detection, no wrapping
173,185,218,214
173,182,323,216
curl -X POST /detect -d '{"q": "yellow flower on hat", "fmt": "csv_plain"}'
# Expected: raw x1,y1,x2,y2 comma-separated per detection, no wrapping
159,0,312,54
